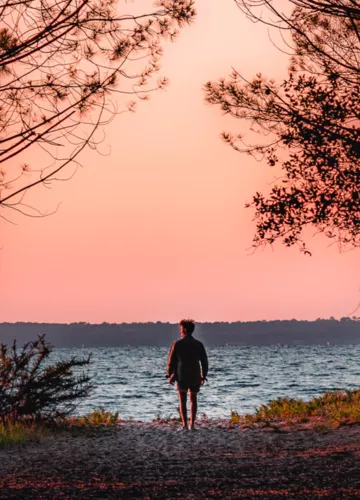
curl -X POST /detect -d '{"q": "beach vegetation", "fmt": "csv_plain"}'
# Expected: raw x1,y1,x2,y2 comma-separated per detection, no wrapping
230,410,241,425
0,335,92,421
0,418,48,448
153,406,182,423
240,389,360,428
0,408,121,447
153,414,181,424
313,423,333,433
0,420,46,449
65,408,120,427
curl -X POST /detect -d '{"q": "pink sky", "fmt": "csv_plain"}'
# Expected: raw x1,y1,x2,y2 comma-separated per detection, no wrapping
1,0,359,323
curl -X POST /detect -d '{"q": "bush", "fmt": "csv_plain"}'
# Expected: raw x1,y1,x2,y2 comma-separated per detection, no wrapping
0,335,93,421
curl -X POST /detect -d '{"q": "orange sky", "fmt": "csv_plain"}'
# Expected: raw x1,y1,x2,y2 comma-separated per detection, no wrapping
1,0,359,323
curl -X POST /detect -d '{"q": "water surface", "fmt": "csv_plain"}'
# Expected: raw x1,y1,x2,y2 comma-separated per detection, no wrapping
52,345,360,421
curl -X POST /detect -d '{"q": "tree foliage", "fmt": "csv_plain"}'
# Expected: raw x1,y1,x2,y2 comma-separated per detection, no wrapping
0,335,92,420
0,0,195,219
205,0,359,252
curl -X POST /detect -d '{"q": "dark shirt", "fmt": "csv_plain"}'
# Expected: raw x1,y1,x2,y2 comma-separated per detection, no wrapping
167,335,208,386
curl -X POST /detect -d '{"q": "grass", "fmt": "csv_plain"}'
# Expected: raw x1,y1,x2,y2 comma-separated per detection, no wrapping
152,406,182,424
3,389,360,447
0,408,121,447
231,388,360,429
0,419,48,448
65,408,120,427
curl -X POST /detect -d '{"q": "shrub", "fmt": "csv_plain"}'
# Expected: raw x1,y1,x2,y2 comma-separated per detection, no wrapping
0,335,93,421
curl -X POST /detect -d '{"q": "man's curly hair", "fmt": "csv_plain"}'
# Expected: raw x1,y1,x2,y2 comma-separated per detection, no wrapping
179,319,195,335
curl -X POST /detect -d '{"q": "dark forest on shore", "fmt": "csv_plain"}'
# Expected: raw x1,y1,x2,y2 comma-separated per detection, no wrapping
0,318,359,347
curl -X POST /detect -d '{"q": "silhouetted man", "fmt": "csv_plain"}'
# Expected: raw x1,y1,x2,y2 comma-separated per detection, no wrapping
167,319,208,430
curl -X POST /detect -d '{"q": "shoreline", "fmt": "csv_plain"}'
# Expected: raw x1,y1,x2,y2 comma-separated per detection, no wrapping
1,419,360,498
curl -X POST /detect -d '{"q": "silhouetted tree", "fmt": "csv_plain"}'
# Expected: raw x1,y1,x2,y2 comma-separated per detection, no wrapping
0,0,195,220
0,335,92,420
205,0,359,253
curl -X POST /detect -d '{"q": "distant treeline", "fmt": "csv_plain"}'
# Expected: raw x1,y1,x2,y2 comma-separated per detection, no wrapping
0,318,359,347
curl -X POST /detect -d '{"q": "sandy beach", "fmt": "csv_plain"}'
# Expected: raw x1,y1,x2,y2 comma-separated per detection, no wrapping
1,419,360,499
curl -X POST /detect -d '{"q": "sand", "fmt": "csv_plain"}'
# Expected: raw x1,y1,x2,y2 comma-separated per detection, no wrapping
1,418,360,499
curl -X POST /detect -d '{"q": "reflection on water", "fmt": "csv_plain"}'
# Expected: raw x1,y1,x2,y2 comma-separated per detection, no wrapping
51,345,360,421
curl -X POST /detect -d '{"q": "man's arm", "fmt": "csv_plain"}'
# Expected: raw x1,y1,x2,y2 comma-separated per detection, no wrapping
166,341,177,382
200,343,208,380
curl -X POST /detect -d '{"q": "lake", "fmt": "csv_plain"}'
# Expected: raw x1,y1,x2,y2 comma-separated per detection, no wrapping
52,344,360,421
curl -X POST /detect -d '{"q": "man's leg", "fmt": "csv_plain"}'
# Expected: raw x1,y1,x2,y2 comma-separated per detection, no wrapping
178,390,188,429
189,391,198,430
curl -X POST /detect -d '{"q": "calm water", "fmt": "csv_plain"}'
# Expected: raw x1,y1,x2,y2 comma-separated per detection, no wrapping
52,345,360,421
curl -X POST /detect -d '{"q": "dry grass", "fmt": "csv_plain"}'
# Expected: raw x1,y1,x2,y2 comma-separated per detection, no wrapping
0,418,48,448
65,408,120,427
3,389,360,448
231,388,360,430
0,408,121,447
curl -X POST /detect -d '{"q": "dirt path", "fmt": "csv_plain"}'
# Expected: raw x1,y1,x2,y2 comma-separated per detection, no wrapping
1,421,360,499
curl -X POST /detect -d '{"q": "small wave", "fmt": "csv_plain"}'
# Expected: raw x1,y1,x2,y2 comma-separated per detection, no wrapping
121,394,145,399
235,383,261,388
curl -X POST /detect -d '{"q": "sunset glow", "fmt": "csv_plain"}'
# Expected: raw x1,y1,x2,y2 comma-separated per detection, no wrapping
1,0,359,323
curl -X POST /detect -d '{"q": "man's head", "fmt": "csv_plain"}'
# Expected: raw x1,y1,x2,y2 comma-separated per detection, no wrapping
179,319,195,337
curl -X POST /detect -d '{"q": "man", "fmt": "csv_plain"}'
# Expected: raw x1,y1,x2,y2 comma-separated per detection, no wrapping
167,319,208,430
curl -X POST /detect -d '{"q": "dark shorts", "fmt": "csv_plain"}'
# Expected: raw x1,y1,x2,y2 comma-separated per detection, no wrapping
177,382,200,393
